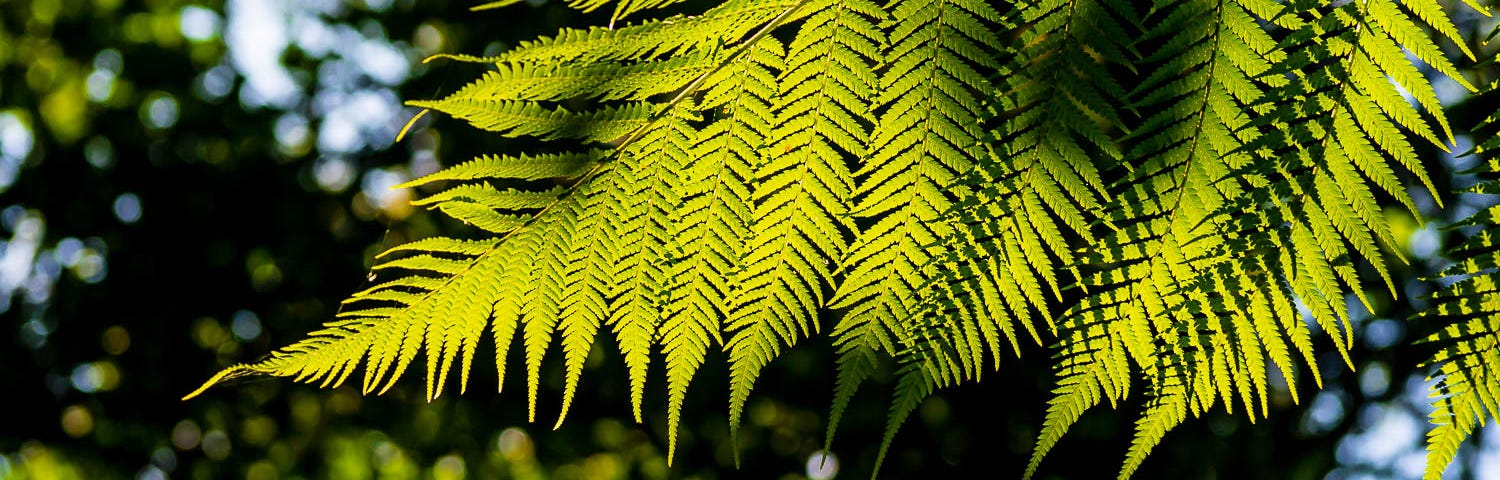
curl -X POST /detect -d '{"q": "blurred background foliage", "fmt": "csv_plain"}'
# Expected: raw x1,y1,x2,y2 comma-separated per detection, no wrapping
2,0,1500,479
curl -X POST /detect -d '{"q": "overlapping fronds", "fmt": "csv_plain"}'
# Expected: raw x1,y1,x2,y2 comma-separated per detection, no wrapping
187,0,815,465
1254,0,1473,342
187,0,1499,477
820,1,1010,467
722,0,880,451
912,0,1132,402
1021,0,1297,475
659,38,784,463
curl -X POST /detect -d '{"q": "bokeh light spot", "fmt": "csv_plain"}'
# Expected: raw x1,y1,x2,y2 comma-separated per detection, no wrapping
86,69,117,103
61,406,93,438
1364,319,1403,350
0,113,34,192
201,430,231,460
246,249,283,291
192,317,228,349
241,416,278,447
359,168,411,217
142,94,179,130
150,447,176,472
1408,226,1440,260
84,136,115,170
433,454,465,480
54,237,82,267
413,23,444,54
101,325,130,355
273,113,310,154
1302,390,1346,435
246,460,278,480
137,465,167,480
231,310,262,341
496,428,533,461
179,6,222,42
171,420,201,450
196,65,236,101
314,156,356,192
114,193,142,224
70,361,121,393
73,248,108,283
806,450,838,480
1359,362,1390,397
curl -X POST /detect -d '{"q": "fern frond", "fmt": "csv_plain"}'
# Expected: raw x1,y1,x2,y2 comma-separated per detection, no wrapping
397,151,602,186
659,38,783,465
188,0,1499,478
1420,258,1500,479
1418,73,1500,479
1025,0,1312,474
187,0,816,428
603,108,698,425
1120,393,1188,479
906,0,1133,395
183,236,522,402
548,169,623,426
519,198,583,422
1233,0,1479,390
438,0,807,65
448,53,718,103
811,0,1134,472
406,99,651,143
724,0,882,454
819,0,1008,464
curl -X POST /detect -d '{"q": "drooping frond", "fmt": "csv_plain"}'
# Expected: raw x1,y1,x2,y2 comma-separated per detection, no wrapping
659,38,784,464
181,145,590,403
601,108,699,425
1418,74,1500,479
185,0,811,429
1419,196,1500,478
722,0,881,453
1249,0,1473,349
1025,0,1482,473
925,0,1133,383
817,0,1009,467
1081,0,1298,476
186,0,1499,478
873,0,1138,470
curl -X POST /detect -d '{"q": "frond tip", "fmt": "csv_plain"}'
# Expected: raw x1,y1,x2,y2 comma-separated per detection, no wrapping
181,365,255,401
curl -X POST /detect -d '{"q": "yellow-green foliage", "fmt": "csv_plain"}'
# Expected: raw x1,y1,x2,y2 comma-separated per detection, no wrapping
185,0,1500,477
1420,72,1500,479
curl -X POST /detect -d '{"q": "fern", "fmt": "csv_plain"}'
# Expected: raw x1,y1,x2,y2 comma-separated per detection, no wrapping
660,37,783,463
1420,195,1500,479
1419,72,1500,479
723,0,879,454
185,0,1500,477
818,0,1009,470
